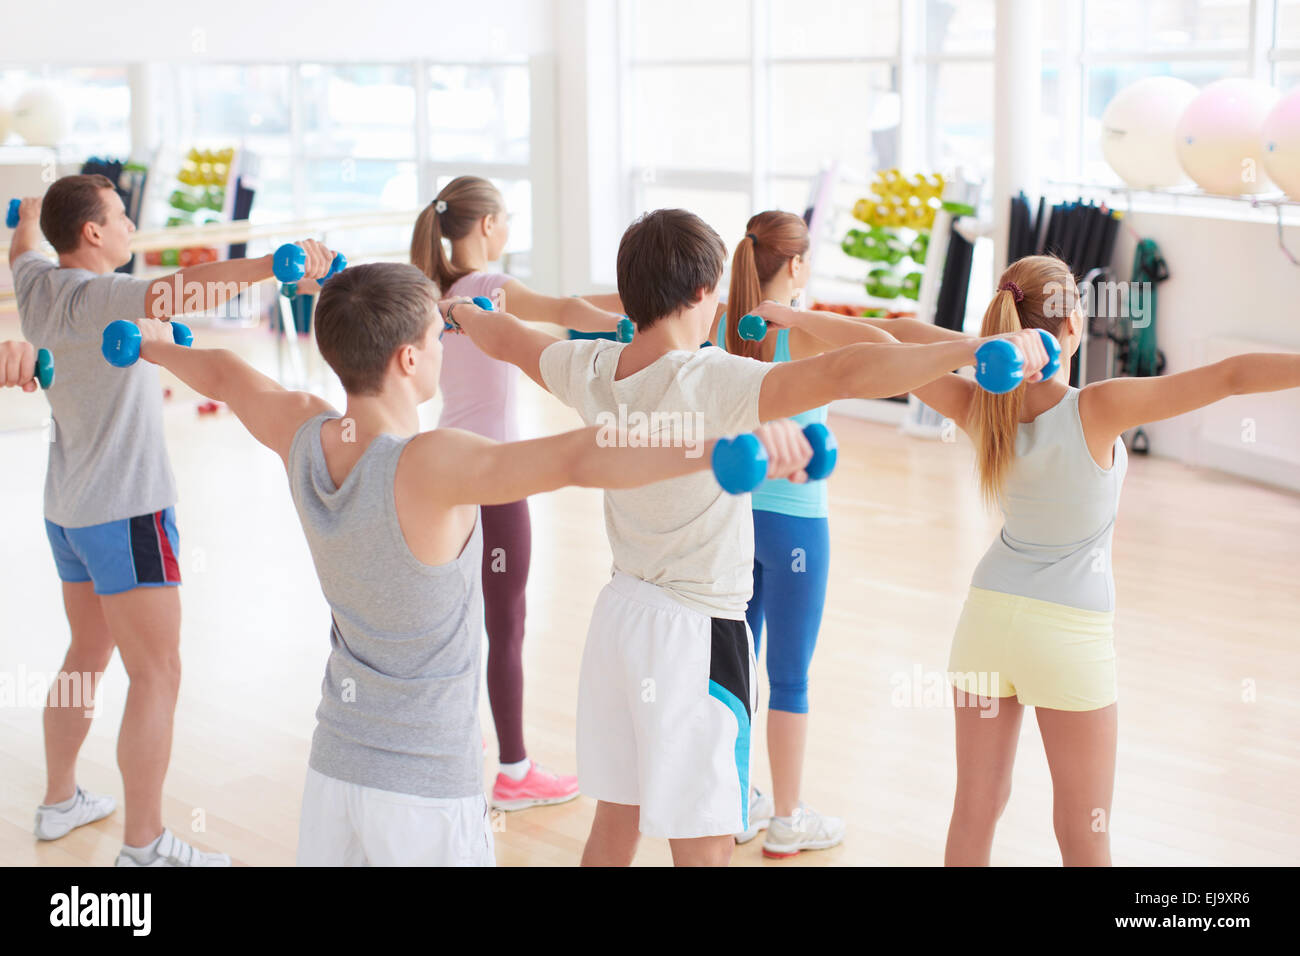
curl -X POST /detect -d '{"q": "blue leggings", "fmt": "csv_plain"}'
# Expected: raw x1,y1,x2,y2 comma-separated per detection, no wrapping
746,510,830,715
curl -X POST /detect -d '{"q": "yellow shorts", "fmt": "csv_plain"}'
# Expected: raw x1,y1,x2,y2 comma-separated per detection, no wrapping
947,587,1117,712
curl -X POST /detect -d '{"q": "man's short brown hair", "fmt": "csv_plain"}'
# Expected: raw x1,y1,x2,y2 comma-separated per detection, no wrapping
315,262,438,395
40,174,117,254
616,209,726,331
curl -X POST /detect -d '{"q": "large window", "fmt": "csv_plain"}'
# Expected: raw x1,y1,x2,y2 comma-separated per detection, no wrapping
428,62,535,277
620,0,1298,273
0,66,131,159
621,0,901,263
142,59,537,270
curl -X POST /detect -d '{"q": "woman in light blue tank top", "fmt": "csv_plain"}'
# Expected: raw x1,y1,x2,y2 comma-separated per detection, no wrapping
877,254,1300,867
716,211,843,857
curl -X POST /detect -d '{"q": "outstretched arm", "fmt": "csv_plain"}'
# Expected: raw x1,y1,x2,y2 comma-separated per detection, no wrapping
580,292,625,314
755,301,968,351
752,301,896,356
143,239,336,321
504,280,623,333
777,306,978,430
137,319,333,463
443,298,559,391
8,199,44,265
1079,353,1300,460
421,419,813,507
758,329,1050,422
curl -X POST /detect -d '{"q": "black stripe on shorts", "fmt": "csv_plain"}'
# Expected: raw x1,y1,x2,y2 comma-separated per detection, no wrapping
709,618,752,720
128,513,165,584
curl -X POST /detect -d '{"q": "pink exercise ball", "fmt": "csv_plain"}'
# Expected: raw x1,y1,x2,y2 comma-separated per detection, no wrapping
1261,88,1300,200
1176,78,1280,195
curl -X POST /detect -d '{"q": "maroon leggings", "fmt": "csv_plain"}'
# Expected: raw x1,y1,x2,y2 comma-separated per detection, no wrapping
481,498,532,765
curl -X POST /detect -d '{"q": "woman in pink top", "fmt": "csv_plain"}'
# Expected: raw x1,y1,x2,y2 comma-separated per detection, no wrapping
410,175,620,811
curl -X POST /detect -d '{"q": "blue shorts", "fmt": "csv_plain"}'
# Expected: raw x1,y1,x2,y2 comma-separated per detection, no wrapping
45,508,182,596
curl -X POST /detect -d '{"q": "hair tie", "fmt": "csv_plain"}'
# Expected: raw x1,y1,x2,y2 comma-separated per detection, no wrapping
746,232,758,246
434,199,448,214
998,280,1025,303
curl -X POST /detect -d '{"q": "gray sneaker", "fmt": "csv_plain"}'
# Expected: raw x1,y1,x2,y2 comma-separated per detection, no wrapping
735,787,774,844
762,803,845,858
34,786,116,841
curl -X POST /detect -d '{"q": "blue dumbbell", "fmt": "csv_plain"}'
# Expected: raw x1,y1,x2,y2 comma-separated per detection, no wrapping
737,313,767,342
444,296,496,332
102,320,194,368
272,243,347,284
616,317,635,343
712,422,838,495
974,328,1061,394
35,348,54,389
6,199,19,229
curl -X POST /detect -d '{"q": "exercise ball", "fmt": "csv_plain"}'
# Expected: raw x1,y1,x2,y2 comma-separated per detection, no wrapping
1100,77,1199,188
1261,88,1300,200
1176,78,1279,195
11,86,68,147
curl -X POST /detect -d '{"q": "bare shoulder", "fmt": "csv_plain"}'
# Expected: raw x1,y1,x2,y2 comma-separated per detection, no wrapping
407,427,491,465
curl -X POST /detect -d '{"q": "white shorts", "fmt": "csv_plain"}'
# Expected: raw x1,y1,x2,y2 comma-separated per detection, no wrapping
296,767,495,867
576,572,757,840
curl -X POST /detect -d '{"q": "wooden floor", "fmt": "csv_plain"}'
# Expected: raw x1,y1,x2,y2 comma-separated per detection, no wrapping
1,319,1298,866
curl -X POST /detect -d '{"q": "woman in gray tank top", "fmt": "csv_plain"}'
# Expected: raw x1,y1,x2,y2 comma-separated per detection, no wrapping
876,254,1300,867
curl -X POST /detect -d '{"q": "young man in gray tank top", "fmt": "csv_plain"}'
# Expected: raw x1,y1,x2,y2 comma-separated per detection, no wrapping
10,181,335,867
126,261,815,866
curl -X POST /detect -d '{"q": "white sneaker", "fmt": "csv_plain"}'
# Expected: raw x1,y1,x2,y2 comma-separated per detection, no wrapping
735,787,774,844
762,803,845,858
115,829,231,867
34,786,116,841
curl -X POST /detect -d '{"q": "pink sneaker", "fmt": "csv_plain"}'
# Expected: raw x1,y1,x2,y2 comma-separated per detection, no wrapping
491,761,580,811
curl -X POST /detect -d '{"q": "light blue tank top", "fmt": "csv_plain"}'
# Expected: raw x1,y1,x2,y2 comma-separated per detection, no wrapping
970,388,1128,613
718,314,829,519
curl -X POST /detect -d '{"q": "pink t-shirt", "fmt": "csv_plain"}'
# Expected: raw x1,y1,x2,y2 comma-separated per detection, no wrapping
438,272,517,442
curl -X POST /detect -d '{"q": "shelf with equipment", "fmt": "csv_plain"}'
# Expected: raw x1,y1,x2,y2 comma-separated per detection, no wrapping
805,166,981,431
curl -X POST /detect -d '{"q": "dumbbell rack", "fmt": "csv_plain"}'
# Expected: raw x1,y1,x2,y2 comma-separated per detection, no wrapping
806,167,953,430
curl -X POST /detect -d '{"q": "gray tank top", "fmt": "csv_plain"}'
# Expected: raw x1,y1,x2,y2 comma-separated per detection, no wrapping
970,388,1128,613
287,413,484,798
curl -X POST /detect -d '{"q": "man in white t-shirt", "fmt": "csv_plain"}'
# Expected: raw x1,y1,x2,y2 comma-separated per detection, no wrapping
448,208,1012,866
9,180,335,866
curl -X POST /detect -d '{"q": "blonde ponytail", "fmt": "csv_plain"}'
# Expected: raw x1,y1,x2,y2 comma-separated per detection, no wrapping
969,254,1080,509
408,175,504,293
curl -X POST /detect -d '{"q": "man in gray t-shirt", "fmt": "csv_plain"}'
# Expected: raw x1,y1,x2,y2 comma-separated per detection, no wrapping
10,176,336,867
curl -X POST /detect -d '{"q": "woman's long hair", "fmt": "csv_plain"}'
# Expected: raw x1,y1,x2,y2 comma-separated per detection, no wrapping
725,211,810,360
970,254,1078,508
409,175,504,292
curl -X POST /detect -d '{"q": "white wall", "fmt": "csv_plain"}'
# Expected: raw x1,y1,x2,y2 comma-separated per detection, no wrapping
1106,207,1300,492
3,0,554,63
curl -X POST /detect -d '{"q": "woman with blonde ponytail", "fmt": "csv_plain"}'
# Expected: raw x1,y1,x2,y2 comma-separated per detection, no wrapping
410,176,622,814
764,252,1300,865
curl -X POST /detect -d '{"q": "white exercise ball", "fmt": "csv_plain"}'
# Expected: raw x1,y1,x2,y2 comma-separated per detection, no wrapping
1176,78,1279,195
1100,77,1199,188
1261,88,1300,200
10,85,68,147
